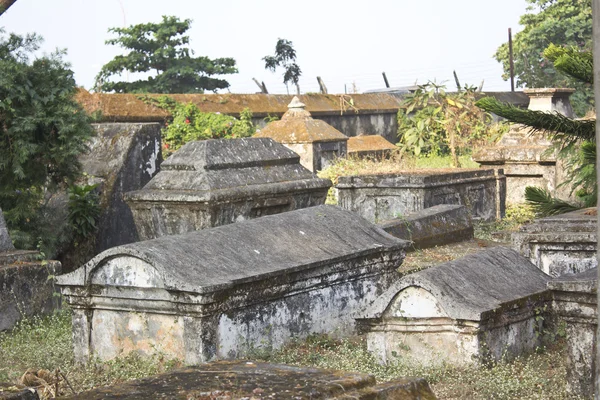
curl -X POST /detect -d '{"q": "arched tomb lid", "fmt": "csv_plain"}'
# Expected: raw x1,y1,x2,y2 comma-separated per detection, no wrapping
57,205,408,294
255,96,349,144
357,247,550,322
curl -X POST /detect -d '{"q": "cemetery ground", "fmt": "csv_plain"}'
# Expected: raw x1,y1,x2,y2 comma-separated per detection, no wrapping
0,153,585,399
0,303,581,399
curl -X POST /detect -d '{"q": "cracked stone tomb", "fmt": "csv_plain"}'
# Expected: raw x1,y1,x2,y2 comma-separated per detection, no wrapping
125,137,331,240
356,247,551,366
57,205,409,365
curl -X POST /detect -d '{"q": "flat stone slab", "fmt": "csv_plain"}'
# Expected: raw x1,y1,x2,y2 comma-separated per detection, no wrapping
60,361,436,399
379,204,473,249
0,208,14,252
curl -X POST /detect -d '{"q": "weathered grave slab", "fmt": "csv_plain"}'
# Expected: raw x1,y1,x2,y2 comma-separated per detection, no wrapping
58,205,408,364
60,361,436,399
125,137,331,240
379,204,473,249
337,168,506,223
474,88,575,203
356,247,551,366
255,97,348,172
80,123,162,252
512,208,597,277
548,268,597,398
0,208,13,252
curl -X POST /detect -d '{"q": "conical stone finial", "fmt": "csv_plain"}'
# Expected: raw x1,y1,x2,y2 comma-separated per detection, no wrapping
287,96,306,110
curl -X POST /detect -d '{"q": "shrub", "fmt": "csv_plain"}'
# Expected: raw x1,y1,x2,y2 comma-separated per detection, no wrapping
0,31,94,254
141,95,255,156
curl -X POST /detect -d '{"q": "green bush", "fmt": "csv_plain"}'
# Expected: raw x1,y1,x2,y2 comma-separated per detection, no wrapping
0,31,94,254
141,95,255,156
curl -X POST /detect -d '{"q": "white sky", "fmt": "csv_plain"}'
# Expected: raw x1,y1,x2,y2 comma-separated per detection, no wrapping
1,0,528,94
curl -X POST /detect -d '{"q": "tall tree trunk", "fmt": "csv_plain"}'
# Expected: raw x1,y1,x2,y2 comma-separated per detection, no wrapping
295,83,300,95
0,0,17,16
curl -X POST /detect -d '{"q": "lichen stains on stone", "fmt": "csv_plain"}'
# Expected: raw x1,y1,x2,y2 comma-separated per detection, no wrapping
348,135,397,153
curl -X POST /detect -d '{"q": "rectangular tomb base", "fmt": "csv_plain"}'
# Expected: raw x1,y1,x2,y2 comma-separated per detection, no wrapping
336,168,505,223
512,208,597,277
61,361,437,400
548,268,597,398
58,205,409,365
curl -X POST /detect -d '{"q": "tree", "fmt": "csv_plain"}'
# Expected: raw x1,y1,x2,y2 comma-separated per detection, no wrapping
95,16,237,94
478,44,595,215
263,38,302,94
0,0,17,16
494,0,593,115
0,31,94,252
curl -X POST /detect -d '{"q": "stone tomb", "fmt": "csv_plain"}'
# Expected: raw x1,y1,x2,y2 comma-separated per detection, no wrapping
379,204,473,249
62,361,437,400
347,135,397,159
255,97,348,172
57,205,408,365
0,207,61,331
474,88,575,204
356,247,551,366
548,268,597,398
125,137,331,240
337,168,506,223
512,208,597,277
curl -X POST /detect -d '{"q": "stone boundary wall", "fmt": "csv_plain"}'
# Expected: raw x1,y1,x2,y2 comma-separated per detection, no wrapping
76,90,529,145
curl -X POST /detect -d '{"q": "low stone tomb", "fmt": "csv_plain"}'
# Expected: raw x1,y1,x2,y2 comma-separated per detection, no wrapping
512,208,597,277
547,268,597,398
379,204,473,249
57,205,408,365
347,135,397,159
125,137,331,240
0,208,61,331
61,361,437,399
255,96,349,172
356,247,551,366
337,168,506,223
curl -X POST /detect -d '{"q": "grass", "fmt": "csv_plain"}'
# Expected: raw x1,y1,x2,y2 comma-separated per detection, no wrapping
0,309,181,398
255,334,581,400
0,309,582,399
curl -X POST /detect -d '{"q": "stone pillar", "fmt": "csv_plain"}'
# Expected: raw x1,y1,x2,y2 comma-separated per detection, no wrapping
474,88,575,204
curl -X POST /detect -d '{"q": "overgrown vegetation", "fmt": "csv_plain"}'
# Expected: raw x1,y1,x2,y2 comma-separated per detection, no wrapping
141,95,255,156
0,310,578,399
0,310,180,398
255,334,579,400
0,30,94,257
397,82,506,166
